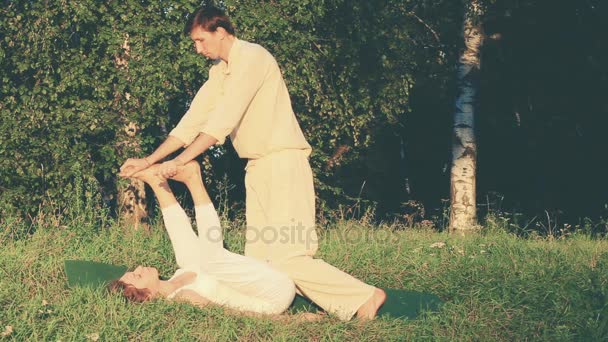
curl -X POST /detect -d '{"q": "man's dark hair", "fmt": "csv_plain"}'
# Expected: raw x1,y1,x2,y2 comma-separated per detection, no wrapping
184,5,235,35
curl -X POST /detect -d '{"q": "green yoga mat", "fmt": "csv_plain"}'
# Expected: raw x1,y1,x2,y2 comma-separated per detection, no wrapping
65,260,443,319
289,289,443,320
64,260,127,288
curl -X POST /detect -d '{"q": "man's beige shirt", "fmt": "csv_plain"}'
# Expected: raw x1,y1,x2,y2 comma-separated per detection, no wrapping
170,38,311,159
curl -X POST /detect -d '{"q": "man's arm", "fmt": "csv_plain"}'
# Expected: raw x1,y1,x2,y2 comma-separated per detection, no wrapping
120,76,217,178
119,136,185,178
155,49,269,178
147,136,187,165
157,133,218,178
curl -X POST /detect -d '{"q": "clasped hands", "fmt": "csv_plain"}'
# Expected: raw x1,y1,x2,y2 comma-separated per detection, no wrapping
118,157,185,179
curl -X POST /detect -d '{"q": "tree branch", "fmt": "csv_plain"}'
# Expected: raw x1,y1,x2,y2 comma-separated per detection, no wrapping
406,12,441,44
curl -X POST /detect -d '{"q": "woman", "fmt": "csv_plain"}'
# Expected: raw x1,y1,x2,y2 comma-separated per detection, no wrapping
109,161,296,316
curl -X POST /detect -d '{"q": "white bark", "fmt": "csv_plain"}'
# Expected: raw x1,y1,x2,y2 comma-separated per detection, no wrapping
449,0,483,234
115,34,148,230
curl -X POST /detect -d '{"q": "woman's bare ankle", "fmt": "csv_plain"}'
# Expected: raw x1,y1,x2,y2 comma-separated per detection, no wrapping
172,160,202,184
132,164,165,185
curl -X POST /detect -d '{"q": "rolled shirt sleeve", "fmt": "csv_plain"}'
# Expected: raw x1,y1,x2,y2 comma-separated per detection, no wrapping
169,72,219,146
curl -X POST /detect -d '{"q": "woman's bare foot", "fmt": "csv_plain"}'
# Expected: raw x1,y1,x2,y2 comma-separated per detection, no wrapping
356,288,386,320
131,161,199,185
171,160,202,185
131,161,210,206
171,161,212,205
131,164,166,187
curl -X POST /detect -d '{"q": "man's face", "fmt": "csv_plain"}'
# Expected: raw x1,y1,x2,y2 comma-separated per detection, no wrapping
190,26,224,60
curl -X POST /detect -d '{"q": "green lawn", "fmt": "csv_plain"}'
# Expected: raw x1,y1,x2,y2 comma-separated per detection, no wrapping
1,216,607,341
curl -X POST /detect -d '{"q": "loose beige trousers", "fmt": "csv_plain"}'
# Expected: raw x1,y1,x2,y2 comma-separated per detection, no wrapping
244,149,375,320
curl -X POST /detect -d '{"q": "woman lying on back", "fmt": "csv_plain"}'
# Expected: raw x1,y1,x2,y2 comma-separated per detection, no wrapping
108,161,296,316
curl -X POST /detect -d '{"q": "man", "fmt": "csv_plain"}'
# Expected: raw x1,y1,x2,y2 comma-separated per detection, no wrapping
119,5,385,320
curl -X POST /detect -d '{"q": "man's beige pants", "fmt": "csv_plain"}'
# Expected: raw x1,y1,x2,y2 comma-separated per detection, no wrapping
244,149,375,320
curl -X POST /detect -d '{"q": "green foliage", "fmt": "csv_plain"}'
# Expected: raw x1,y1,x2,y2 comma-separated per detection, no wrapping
1,1,462,221
224,0,462,208
0,0,206,219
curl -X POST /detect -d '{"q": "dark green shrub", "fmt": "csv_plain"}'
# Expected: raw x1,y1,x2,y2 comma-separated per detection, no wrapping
0,0,458,224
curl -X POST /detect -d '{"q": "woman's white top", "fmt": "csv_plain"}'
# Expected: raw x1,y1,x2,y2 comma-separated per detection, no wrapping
166,267,294,315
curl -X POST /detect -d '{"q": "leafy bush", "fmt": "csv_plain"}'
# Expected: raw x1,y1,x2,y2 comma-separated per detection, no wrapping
0,0,459,222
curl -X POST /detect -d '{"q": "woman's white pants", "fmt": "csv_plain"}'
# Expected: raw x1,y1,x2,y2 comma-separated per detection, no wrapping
161,204,295,315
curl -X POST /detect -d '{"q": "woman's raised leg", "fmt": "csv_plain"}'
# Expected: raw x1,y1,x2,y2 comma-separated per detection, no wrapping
170,161,224,263
132,165,199,269
169,161,296,314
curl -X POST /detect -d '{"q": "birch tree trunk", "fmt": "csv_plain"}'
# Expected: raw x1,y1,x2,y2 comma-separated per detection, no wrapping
115,34,148,230
449,0,484,234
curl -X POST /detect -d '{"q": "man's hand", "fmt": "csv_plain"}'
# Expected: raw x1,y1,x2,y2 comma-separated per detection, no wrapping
119,158,151,178
157,159,185,179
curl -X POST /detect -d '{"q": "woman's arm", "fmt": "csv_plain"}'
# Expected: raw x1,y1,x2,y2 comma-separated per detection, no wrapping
171,289,211,308
159,270,197,298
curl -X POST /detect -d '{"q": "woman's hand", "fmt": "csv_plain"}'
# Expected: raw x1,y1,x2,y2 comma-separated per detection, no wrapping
119,158,151,178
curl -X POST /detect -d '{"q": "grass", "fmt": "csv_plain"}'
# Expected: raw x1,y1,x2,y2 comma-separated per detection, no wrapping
1,213,607,341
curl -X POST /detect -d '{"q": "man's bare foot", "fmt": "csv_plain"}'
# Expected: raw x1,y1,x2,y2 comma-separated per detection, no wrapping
356,288,386,320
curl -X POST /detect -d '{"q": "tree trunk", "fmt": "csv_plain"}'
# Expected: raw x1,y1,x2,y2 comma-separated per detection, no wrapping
117,122,148,230
115,34,148,230
449,0,483,234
